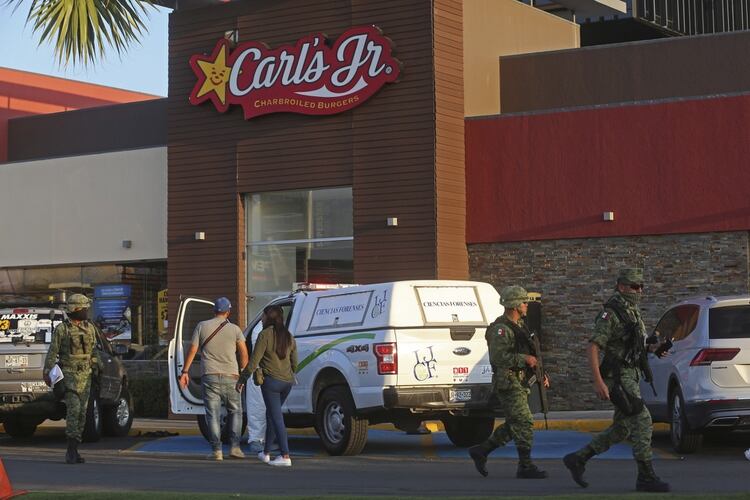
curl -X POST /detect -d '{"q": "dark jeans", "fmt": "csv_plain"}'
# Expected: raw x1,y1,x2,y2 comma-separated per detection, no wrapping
260,375,293,455
202,374,242,451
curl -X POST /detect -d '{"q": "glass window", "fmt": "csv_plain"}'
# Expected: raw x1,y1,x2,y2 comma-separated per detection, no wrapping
655,305,700,342
672,305,700,342
245,187,353,320
0,262,167,349
247,187,352,243
654,309,681,341
709,305,750,339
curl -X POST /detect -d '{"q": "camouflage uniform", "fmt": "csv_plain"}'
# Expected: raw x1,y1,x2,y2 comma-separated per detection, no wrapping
563,268,670,493
586,292,652,459
484,315,534,453
469,286,547,479
43,294,102,464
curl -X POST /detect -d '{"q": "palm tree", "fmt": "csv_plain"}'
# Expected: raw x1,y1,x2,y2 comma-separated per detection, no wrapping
6,0,158,66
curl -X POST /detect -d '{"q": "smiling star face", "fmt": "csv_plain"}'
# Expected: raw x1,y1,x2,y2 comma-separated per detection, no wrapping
195,44,230,105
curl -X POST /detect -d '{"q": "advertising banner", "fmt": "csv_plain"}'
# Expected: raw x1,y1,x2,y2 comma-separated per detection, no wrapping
92,284,132,342
157,289,168,345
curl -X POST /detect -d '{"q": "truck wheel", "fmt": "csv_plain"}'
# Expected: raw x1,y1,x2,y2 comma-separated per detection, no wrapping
670,387,702,454
2,417,39,438
443,416,495,447
103,387,133,437
315,386,368,456
82,393,103,443
197,413,248,445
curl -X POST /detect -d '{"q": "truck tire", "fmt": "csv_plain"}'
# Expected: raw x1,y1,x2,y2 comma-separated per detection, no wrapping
82,393,103,443
315,386,368,456
103,387,134,437
197,413,248,444
2,417,39,438
443,416,495,447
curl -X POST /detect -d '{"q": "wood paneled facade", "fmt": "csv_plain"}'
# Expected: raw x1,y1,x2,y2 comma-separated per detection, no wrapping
168,0,466,326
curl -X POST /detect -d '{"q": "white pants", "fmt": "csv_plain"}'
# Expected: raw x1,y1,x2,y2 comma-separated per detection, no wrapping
245,379,267,443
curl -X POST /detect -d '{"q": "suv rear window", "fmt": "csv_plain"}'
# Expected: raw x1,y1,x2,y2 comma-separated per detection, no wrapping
709,305,750,339
0,309,64,344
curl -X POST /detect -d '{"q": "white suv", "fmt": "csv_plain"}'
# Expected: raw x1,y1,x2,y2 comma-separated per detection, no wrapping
640,295,750,453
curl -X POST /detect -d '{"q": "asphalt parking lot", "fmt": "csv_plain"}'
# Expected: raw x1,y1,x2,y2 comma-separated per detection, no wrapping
2,416,750,496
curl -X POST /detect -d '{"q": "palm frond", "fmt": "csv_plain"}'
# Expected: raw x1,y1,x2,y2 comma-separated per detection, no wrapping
6,0,156,66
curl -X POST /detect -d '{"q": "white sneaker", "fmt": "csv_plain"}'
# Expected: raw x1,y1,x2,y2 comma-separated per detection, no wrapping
257,452,270,463
268,455,292,467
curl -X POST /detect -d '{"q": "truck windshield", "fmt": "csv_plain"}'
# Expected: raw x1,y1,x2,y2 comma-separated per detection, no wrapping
0,310,63,344
709,305,750,339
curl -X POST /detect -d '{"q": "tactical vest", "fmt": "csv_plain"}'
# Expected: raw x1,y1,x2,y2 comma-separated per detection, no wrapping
600,298,644,372
61,321,95,371
506,320,536,358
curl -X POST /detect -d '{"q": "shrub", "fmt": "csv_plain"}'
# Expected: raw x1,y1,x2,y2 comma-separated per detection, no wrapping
129,376,169,418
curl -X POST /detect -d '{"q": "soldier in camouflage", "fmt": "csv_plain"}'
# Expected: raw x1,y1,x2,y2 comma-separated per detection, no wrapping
563,268,670,492
43,294,103,464
469,285,549,479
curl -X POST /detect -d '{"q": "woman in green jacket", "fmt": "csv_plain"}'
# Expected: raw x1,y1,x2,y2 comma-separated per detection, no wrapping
237,304,297,467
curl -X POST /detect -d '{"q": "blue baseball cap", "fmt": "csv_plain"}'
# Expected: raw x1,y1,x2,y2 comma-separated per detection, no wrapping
214,297,231,313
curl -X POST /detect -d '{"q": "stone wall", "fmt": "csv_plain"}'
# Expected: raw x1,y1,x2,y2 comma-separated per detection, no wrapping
469,231,750,410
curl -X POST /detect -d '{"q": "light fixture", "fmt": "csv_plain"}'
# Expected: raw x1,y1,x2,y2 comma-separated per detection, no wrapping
603,211,615,221
224,29,239,47
122,240,132,249
194,231,206,241
387,217,398,227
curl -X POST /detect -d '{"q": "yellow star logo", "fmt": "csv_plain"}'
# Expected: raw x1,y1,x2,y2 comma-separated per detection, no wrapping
195,45,230,105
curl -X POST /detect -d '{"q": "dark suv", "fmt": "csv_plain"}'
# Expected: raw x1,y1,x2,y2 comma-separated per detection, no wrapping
0,307,133,441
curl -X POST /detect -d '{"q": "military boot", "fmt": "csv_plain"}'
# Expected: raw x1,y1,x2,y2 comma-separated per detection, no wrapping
516,448,547,479
563,446,596,488
636,460,670,492
75,441,85,463
65,438,78,464
468,440,498,477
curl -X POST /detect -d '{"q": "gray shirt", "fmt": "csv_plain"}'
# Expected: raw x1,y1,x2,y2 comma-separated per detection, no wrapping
191,316,244,377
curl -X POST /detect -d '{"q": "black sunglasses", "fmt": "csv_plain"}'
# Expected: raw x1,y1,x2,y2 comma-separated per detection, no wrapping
628,283,644,291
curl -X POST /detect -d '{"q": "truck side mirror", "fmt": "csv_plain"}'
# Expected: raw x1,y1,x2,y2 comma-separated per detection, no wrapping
113,343,128,356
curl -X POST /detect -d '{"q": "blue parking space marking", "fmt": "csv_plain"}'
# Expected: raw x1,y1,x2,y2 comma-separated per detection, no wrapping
133,429,640,460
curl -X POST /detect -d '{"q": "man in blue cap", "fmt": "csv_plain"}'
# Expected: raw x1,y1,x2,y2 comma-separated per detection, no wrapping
180,297,248,460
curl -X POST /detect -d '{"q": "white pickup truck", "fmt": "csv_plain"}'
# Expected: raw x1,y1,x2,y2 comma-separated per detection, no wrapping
168,280,503,455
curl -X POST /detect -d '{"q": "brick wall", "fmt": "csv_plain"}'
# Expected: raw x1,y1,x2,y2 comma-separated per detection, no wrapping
469,231,750,410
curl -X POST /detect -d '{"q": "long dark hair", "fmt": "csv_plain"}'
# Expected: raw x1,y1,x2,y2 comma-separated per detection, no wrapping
263,305,292,359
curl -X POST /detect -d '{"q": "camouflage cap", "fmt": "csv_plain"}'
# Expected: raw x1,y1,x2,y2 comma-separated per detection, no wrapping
617,268,644,286
66,293,91,312
499,285,529,309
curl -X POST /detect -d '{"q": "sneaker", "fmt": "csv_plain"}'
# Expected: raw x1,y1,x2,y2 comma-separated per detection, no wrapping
229,447,245,459
268,455,292,467
248,441,265,454
257,452,270,463
207,449,223,461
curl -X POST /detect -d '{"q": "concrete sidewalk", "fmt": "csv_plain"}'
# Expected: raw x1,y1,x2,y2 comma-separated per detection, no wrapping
36,410,668,436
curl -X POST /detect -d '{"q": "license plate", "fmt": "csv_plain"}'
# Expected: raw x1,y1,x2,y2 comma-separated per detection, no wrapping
5,355,29,368
449,388,472,402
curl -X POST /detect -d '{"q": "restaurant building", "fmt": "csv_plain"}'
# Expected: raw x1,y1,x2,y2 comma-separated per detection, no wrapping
2,0,749,407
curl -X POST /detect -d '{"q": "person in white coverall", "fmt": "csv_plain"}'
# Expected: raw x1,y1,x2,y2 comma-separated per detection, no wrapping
245,325,278,453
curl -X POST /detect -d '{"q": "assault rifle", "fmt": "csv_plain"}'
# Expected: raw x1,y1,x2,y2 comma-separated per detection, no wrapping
527,331,549,430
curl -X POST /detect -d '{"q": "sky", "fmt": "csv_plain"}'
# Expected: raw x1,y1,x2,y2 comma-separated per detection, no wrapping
0,4,170,96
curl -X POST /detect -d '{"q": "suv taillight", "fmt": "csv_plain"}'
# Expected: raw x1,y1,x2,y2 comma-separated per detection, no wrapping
690,348,740,366
374,343,397,375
